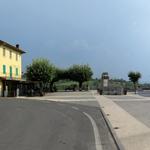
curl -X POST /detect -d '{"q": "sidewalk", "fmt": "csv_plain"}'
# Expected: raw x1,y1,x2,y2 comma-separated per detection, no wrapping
17,91,95,102
93,92,150,150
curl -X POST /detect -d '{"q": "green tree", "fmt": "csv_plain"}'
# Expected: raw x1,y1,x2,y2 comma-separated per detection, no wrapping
50,67,75,92
68,64,93,90
26,58,55,91
50,68,66,92
128,71,141,94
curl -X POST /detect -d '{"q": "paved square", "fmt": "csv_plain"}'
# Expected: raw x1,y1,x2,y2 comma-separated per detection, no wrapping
105,94,150,128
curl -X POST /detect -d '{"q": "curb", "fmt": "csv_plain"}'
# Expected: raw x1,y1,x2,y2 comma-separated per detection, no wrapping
91,91,125,150
99,105,125,150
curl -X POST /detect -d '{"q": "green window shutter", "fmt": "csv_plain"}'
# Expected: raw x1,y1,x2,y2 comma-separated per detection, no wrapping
10,66,12,77
3,65,6,74
16,68,18,76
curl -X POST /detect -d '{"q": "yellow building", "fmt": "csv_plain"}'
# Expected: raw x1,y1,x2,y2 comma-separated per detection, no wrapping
0,40,25,96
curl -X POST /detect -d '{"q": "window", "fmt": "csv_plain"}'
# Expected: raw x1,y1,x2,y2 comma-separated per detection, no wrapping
10,50,12,59
10,66,12,77
3,65,6,74
16,68,18,76
16,53,18,61
3,48,5,57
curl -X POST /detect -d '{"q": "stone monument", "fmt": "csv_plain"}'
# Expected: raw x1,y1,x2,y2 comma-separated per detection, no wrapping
101,72,109,89
98,72,109,95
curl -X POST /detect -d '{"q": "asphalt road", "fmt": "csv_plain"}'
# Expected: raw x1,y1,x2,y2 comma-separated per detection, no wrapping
0,94,117,150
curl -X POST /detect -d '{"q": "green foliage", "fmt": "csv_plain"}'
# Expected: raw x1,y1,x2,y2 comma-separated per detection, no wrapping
128,71,141,93
50,68,68,91
128,72,141,83
51,68,71,83
88,79,100,90
25,58,147,94
26,58,94,92
55,80,78,91
68,64,93,89
26,58,55,83
51,68,63,83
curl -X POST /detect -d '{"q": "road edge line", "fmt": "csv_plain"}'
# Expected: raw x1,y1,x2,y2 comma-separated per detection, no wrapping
83,112,103,150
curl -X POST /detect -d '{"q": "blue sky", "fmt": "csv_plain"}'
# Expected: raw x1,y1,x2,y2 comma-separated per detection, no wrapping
1,0,150,82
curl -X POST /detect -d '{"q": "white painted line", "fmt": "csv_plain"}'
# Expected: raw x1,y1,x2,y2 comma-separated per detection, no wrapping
83,112,103,150
72,106,79,110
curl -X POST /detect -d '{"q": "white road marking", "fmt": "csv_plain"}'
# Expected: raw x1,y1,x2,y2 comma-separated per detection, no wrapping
72,106,79,110
83,112,103,150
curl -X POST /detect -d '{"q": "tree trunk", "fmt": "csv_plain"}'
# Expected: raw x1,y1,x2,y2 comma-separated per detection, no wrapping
79,82,82,91
40,82,43,91
50,81,54,92
134,82,137,94
39,82,44,96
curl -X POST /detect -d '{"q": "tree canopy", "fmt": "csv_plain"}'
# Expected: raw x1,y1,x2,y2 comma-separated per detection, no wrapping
26,58,93,91
128,72,141,83
26,58,55,83
128,71,141,93
68,64,93,90
49,68,67,91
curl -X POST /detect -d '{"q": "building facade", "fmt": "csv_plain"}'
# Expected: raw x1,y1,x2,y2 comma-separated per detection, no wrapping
0,40,25,96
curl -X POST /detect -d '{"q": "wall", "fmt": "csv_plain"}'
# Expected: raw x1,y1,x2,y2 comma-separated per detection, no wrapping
0,46,22,79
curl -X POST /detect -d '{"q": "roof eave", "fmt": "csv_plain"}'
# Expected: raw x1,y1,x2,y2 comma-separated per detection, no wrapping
0,40,26,54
